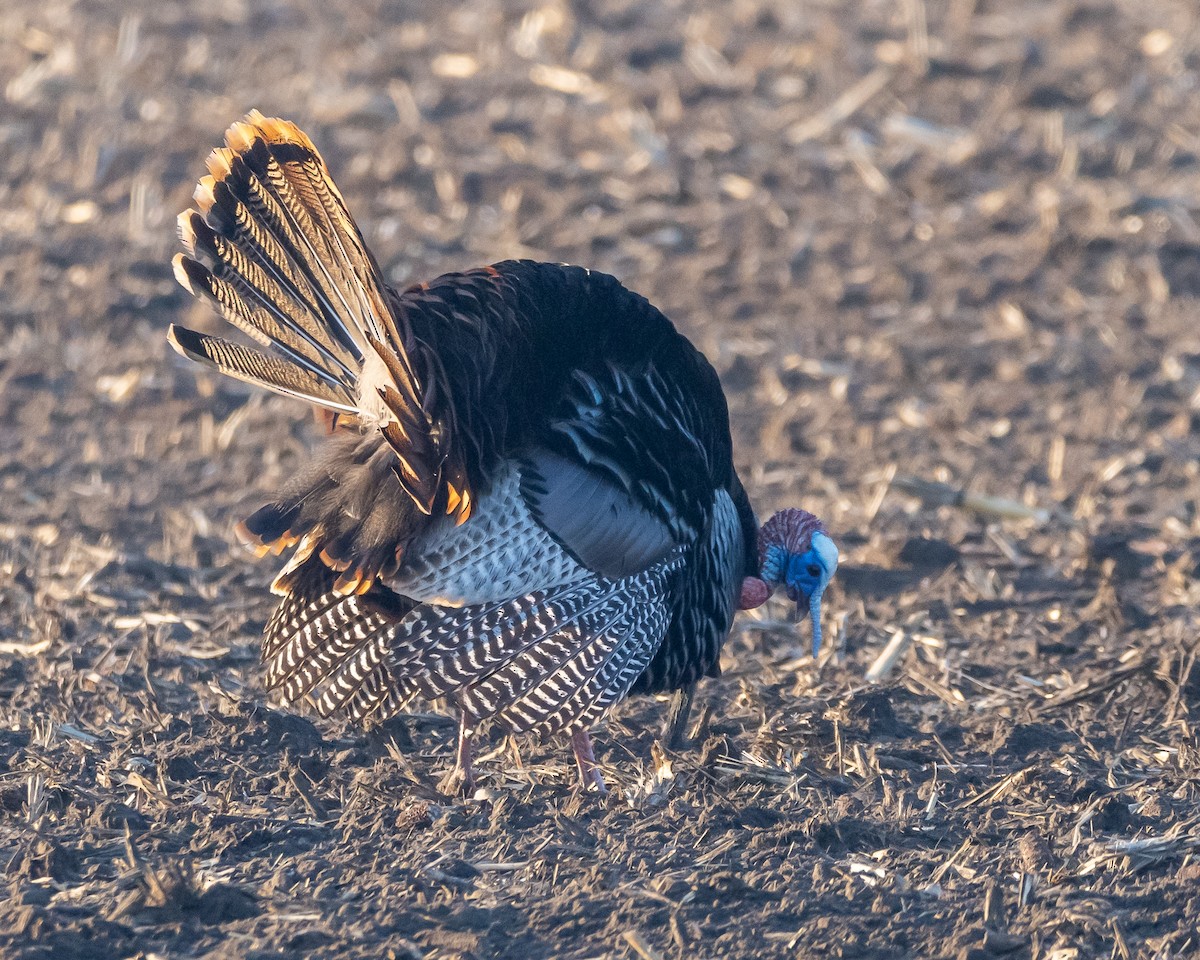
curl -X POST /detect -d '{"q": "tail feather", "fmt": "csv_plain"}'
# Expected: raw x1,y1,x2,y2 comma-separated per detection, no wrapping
204,153,365,368
167,323,357,413
176,210,356,385
172,117,391,405
170,111,448,514
221,135,381,357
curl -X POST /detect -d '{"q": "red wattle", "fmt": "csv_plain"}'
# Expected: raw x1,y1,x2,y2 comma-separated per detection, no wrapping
738,576,771,610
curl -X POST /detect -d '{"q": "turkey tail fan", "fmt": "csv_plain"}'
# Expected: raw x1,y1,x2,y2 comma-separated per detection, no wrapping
167,110,444,514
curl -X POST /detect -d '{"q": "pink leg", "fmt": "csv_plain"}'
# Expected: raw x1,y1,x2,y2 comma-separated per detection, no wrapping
571,729,608,795
438,713,476,798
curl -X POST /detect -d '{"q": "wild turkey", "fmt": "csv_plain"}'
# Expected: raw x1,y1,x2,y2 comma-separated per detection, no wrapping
168,112,839,796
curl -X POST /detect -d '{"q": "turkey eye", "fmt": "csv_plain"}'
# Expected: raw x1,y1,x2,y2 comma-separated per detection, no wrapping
806,563,821,578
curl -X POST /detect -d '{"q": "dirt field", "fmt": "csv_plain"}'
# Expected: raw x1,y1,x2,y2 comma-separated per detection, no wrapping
4,0,1200,957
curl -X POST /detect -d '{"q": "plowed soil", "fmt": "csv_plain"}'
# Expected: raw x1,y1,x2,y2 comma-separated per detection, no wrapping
3,1,1200,957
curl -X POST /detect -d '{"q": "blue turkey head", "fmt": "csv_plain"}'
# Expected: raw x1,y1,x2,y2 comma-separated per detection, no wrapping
740,509,839,658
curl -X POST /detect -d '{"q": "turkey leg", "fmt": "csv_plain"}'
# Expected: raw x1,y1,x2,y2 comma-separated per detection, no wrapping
438,712,476,797
571,728,608,795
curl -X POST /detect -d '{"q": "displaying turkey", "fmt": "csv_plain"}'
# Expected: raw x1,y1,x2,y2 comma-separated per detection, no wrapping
167,112,839,796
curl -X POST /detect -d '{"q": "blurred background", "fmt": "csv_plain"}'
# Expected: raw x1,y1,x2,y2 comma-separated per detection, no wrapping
3,1,1200,958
